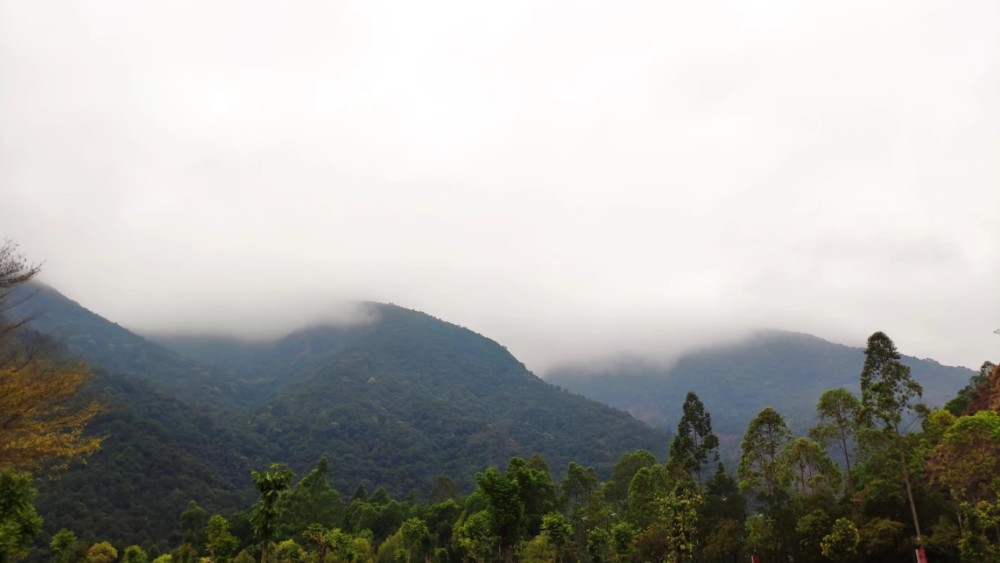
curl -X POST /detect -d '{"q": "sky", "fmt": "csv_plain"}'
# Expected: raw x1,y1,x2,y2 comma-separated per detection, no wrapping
1,0,997,373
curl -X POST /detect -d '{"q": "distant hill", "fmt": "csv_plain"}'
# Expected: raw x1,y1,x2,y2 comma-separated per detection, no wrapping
8,285,667,548
545,330,975,440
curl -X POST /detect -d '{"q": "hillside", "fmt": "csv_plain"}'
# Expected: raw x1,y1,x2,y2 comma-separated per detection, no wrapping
545,330,975,438
9,286,667,548
6,285,254,409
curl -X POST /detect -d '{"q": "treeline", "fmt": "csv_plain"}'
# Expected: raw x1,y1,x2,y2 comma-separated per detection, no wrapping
31,332,1000,563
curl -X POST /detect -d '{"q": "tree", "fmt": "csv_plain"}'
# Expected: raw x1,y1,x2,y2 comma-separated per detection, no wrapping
0,468,42,561
779,437,840,498
0,241,102,471
603,450,657,507
0,241,40,344
250,464,295,562
50,529,81,563
475,466,523,563
858,331,925,542
85,542,118,563
122,545,148,563
946,361,997,415
454,510,494,563
809,388,860,491
820,518,860,561
667,392,720,488
277,457,343,541
180,500,207,551
428,476,460,504
658,483,703,563
400,518,431,563
928,410,1000,505
205,514,238,562
738,407,791,500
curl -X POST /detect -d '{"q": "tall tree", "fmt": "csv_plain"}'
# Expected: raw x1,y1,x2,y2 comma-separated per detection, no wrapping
0,241,40,345
603,450,657,507
809,388,860,491
277,457,343,541
779,437,841,498
0,241,102,472
738,407,792,500
667,392,720,488
205,514,238,562
858,331,925,542
250,464,295,562
475,466,524,563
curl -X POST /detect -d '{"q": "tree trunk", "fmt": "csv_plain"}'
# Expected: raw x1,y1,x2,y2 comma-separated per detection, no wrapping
897,433,923,542
501,542,514,563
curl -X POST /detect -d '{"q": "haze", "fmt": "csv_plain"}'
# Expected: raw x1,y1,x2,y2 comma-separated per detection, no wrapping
1,0,997,373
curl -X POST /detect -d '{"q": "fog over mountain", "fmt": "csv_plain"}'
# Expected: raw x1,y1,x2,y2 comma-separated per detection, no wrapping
1,0,996,372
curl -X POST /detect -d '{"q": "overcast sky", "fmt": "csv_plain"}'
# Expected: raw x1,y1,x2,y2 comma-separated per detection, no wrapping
1,0,997,373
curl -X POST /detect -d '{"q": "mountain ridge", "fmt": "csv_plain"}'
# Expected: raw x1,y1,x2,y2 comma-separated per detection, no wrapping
546,328,975,437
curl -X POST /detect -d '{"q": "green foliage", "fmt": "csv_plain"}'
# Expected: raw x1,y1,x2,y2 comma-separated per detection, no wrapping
667,392,720,487
820,517,859,562
454,510,494,563
738,407,791,499
205,514,238,561
809,387,860,488
180,500,207,550
0,468,42,562
780,437,840,498
278,458,344,542
860,331,923,431
428,477,459,505
50,528,81,563
624,464,670,529
584,527,609,563
21,290,665,548
743,514,782,561
250,464,295,559
858,517,904,560
928,410,1000,504
274,539,304,562
122,545,148,563
169,543,197,563
657,483,703,561
602,450,656,508
85,542,118,563
518,533,556,563
945,361,996,415
703,518,742,562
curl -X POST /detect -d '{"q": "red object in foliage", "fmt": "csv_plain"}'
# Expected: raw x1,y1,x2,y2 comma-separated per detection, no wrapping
916,548,928,563
750,555,761,563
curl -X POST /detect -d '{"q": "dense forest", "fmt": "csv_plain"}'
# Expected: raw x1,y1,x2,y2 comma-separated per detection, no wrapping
2,241,999,562
23,349,1000,563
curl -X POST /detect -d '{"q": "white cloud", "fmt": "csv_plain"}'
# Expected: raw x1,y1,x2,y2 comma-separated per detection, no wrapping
1,0,997,372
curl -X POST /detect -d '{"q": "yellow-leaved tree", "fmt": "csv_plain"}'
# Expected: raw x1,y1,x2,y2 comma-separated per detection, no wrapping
0,240,102,471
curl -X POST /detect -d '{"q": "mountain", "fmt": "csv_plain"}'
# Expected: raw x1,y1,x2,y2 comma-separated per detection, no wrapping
7,285,667,548
155,303,669,493
545,330,975,440
7,284,254,409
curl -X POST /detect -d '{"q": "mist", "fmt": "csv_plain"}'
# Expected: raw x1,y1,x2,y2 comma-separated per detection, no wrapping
1,0,997,374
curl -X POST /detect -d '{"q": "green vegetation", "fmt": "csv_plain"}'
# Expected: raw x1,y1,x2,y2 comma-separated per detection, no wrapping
7,282,666,550
8,320,1000,562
